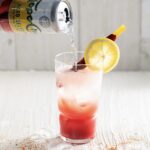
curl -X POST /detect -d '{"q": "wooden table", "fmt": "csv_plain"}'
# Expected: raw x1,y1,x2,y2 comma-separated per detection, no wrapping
0,71,150,150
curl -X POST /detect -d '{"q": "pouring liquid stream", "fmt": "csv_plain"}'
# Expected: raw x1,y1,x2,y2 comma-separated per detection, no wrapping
66,21,78,71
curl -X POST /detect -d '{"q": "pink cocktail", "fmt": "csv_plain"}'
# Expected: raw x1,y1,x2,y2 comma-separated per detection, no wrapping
55,52,103,144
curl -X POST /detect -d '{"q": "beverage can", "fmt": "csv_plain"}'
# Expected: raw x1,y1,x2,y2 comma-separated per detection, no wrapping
0,0,73,33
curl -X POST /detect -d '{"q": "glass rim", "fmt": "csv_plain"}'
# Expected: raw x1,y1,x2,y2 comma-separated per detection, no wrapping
55,51,86,65
55,51,104,72
55,51,84,57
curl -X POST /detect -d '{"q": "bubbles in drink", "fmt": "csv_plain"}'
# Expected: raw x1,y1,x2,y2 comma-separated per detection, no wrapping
67,20,77,51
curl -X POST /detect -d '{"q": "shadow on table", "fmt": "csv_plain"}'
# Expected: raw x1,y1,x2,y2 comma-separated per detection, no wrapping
47,136,93,150
47,136,73,150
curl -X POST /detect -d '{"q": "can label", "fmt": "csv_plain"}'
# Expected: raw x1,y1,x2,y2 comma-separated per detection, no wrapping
9,0,54,33
0,0,72,33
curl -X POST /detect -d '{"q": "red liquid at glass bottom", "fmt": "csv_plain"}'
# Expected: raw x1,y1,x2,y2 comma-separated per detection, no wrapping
58,98,98,144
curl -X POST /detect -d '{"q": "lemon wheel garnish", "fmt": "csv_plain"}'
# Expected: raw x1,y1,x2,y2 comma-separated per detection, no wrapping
84,38,120,73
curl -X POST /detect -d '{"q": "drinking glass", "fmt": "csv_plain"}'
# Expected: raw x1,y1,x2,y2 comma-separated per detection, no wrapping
55,51,103,144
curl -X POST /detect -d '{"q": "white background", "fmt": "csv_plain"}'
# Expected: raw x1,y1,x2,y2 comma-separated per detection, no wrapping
0,0,149,71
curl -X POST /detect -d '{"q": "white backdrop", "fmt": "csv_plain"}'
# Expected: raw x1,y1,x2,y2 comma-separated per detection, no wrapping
0,0,149,71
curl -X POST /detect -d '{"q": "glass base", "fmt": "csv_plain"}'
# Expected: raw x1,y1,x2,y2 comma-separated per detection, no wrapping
60,136,93,144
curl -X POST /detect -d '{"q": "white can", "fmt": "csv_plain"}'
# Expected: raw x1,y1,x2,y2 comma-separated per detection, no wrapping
0,0,73,33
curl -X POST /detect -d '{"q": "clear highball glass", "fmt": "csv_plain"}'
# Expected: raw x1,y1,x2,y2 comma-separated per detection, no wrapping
55,51,103,144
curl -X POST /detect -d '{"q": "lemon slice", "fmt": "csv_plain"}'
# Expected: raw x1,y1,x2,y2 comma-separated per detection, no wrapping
84,38,120,73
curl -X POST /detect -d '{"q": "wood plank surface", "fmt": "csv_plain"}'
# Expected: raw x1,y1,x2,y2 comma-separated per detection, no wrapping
0,71,150,149
141,0,150,70
0,32,16,70
15,0,79,71
79,0,141,71
0,0,148,71
15,33,71,70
